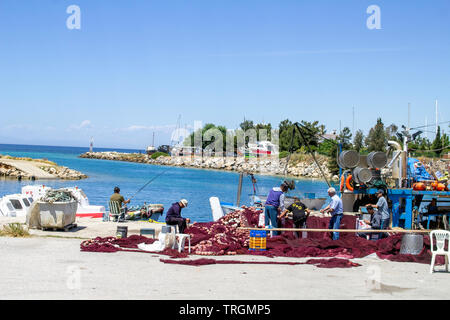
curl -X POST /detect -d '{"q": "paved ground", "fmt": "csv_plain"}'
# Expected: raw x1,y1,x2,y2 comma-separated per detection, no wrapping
0,159,56,179
0,234,449,300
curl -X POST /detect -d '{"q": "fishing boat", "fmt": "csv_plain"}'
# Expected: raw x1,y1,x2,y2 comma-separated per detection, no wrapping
0,193,34,217
0,185,106,218
255,195,327,211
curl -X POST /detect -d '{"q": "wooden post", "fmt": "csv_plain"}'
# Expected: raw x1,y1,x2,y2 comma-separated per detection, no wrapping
238,227,431,234
236,172,243,207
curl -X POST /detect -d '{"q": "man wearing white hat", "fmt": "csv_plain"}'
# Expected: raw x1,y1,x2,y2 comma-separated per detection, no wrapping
165,199,191,233
320,187,344,240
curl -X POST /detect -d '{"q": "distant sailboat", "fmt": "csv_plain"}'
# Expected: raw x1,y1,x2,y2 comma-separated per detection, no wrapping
146,132,156,155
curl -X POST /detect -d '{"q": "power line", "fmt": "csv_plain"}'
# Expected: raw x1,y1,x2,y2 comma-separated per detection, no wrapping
408,144,450,152
410,120,450,130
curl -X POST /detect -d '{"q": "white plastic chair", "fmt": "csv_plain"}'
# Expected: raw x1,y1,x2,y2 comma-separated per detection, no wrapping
175,234,191,253
430,230,450,273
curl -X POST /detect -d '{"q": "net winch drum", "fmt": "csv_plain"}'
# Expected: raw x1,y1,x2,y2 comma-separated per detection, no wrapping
338,150,360,169
400,233,424,255
367,151,388,169
352,167,373,184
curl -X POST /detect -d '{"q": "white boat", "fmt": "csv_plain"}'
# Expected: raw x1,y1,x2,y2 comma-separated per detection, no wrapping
0,185,105,218
0,193,34,217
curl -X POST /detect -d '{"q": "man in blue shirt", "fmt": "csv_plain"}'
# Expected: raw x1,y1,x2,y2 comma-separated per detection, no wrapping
320,187,344,240
366,189,390,238
264,183,288,236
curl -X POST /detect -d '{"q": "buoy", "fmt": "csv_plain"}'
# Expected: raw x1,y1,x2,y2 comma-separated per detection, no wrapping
431,181,438,190
413,182,426,191
345,175,354,191
340,175,345,192
436,183,446,191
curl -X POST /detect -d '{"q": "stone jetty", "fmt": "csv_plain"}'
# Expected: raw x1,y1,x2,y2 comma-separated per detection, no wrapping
0,156,87,180
80,151,337,180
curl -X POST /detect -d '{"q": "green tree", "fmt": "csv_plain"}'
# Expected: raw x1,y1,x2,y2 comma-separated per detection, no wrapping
432,126,443,156
442,133,449,154
385,124,398,140
255,122,272,141
279,119,300,152
353,130,365,152
338,127,352,149
365,118,387,152
186,123,228,151
239,120,254,132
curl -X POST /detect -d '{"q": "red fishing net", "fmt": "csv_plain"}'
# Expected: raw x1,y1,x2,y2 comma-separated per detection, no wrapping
159,257,361,268
80,207,445,267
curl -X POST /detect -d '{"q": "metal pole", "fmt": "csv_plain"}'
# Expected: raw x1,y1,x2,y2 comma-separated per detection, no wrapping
295,122,331,188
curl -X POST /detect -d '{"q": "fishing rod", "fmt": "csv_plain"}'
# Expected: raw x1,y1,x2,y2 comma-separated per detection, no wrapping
128,167,172,201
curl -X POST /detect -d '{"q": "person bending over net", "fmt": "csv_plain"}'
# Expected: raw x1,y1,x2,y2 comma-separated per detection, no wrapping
279,197,310,238
165,199,190,233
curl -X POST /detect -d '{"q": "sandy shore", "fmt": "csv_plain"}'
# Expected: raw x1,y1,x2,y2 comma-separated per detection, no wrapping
1,216,449,299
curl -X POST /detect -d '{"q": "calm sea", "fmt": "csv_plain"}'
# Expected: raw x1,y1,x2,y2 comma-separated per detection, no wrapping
0,144,331,222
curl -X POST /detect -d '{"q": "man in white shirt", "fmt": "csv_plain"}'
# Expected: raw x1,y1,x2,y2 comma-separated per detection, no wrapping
320,187,344,240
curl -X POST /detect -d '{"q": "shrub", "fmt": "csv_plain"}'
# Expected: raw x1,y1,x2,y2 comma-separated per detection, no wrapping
279,151,290,159
151,152,170,160
0,223,30,237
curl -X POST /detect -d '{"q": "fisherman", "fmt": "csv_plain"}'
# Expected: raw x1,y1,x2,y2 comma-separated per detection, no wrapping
264,182,289,236
365,189,390,237
166,199,190,233
424,198,442,228
320,187,343,240
360,205,383,240
108,186,130,221
279,196,310,238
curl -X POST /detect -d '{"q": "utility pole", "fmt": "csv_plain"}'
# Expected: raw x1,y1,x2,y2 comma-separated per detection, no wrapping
436,99,438,135
408,103,411,130
352,106,355,136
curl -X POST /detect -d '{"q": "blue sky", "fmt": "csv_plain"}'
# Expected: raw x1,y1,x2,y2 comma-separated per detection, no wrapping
0,0,449,149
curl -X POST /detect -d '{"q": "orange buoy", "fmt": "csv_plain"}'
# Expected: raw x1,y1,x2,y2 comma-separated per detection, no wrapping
340,175,345,192
345,175,354,192
431,181,438,190
413,182,426,191
436,183,446,191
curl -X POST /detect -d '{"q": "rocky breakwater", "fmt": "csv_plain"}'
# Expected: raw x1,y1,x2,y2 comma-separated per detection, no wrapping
80,151,335,180
38,165,88,180
0,155,87,180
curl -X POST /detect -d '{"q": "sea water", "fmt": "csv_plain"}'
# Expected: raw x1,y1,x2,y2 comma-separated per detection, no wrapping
0,144,332,222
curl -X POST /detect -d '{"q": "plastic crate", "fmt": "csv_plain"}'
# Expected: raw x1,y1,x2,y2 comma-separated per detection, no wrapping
249,230,267,251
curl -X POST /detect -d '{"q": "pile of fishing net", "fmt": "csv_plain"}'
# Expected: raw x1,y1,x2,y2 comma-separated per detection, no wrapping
80,235,189,258
159,257,361,268
80,207,446,268
185,206,262,256
40,189,76,203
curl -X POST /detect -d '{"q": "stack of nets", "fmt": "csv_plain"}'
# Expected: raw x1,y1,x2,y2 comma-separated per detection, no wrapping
186,206,262,256
40,189,76,203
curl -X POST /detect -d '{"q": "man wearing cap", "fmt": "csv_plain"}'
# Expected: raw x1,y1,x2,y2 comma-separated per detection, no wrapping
366,189,390,237
361,205,383,240
264,183,289,236
320,187,344,240
165,199,190,233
